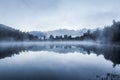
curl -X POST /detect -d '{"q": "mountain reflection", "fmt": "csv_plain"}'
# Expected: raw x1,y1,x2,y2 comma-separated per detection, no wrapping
0,43,120,67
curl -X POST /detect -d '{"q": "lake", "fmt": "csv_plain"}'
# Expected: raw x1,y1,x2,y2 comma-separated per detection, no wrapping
0,42,120,80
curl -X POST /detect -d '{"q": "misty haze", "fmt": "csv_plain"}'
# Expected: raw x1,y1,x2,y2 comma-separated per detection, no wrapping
0,0,120,80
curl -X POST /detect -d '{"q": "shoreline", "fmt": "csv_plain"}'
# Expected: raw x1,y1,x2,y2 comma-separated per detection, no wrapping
0,41,120,47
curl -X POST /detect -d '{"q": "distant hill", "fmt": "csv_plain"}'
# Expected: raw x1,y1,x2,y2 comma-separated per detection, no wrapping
29,29,88,38
0,24,38,41
29,31,45,38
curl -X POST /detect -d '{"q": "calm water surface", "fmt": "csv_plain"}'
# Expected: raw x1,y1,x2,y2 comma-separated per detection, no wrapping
0,42,120,80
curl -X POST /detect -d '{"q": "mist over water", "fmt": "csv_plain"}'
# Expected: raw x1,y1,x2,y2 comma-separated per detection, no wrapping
0,0,120,79
0,41,99,47
0,41,120,80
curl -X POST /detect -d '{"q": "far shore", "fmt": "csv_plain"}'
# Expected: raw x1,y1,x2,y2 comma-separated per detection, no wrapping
0,41,120,47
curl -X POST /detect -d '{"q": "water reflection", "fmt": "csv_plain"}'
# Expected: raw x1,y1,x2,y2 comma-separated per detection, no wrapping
0,43,120,67
96,72,120,80
0,43,120,80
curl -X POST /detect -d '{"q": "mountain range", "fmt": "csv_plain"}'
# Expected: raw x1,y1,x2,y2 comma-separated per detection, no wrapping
0,24,89,40
29,29,88,38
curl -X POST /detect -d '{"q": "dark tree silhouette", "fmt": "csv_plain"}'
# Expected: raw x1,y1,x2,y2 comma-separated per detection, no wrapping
0,24,39,41
49,35,54,40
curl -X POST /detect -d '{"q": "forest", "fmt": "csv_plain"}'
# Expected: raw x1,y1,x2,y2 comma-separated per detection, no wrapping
0,24,38,41
46,20,120,44
0,20,120,44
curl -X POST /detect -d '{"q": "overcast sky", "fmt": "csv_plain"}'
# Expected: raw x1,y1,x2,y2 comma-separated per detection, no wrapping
0,0,120,31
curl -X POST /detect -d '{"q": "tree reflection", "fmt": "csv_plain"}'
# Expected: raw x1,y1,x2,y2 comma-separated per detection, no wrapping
0,44,120,67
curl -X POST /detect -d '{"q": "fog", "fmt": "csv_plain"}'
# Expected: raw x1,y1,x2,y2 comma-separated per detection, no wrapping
0,41,99,47
0,40,120,80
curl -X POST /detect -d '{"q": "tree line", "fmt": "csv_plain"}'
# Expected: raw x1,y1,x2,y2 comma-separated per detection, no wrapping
43,20,120,44
0,24,38,41
1,20,120,44
91,20,120,44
